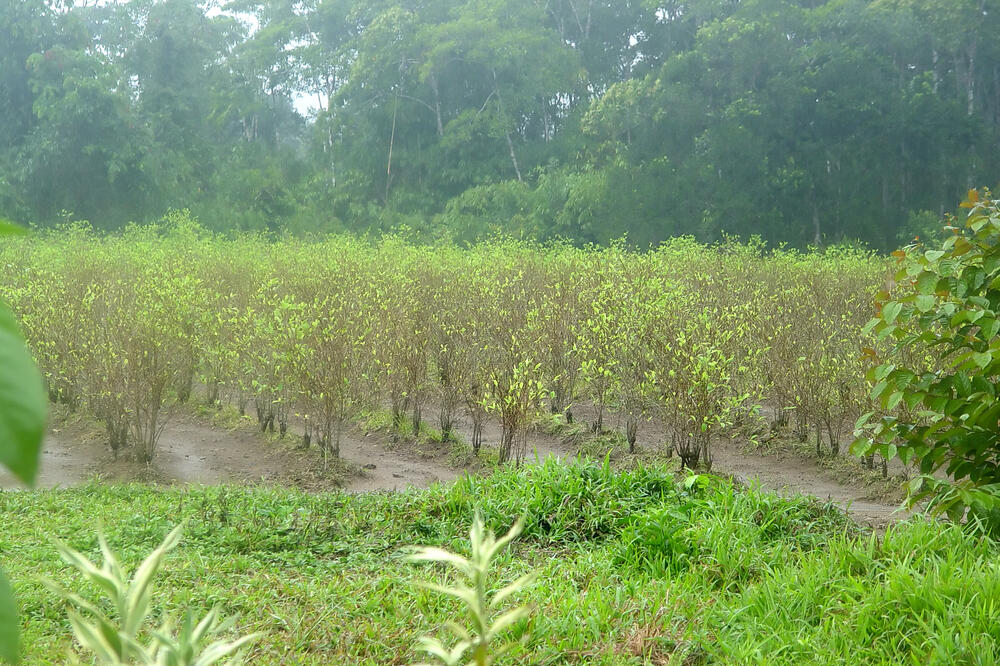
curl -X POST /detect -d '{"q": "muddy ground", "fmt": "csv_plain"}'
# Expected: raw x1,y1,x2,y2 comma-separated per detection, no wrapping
0,402,907,527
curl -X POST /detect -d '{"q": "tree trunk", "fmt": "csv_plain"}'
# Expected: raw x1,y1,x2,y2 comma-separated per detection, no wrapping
472,418,483,455
795,411,808,442
966,40,977,117
812,203,822,247
679,445,699,470
429,73,444,137
411,400,422,437
505,132,523,182
177,366,194,404
385,95,398,203
439,403,455,442
499,425,515,464
592,402,604,433
392,396,406,432
492,70,522,182
932,49,940,94
333,418,342,460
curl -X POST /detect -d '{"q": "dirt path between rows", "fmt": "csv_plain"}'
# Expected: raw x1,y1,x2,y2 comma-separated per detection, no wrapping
709,440,904,526
1,406,904,526
0,412,459,493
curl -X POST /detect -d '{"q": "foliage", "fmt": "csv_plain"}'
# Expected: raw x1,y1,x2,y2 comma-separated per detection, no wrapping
43,525,259,665
0,218,46,664
0,278,44,485
2,0,999,248
0,232,887,474
407,514,533,666
855,189,1000,521
4,465,1000,664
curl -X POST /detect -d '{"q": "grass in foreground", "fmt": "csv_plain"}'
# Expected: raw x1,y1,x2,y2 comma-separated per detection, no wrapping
1,459,997,664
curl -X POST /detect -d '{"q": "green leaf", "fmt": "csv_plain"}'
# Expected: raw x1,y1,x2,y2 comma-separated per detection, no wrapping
915,271,937,295
870,379,889,400
914,294,935,312
0,304,46,486
973,351,993,369
0,569,18,664
882,301,902,325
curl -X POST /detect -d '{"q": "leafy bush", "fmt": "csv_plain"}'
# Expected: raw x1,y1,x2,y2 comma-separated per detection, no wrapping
0,232,886,474
854,190,1000,521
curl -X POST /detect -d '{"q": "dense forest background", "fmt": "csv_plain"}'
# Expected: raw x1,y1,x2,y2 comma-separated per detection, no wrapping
2,0,998,248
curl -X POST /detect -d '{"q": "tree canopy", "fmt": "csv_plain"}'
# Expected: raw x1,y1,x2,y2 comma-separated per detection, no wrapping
1,0,998,248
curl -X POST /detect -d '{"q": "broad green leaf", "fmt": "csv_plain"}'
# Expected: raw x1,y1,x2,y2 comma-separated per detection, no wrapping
952,237,973,256
915,294,935,312
869,379,888,400
915,271,937,295
882,301,902,325
973,351,992,369
0,304,45,486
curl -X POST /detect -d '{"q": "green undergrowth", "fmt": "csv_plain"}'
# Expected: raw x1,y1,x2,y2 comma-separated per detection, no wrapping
190,399,251,433
534,412,638,462
2,459,996,664
358,407,485,469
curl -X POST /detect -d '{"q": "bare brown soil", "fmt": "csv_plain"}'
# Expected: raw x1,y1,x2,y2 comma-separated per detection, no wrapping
0,416,107,489
1,402,905,526
0,410,459,493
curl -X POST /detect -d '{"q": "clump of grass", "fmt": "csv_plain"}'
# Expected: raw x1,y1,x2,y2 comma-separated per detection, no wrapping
616,475,855,587
442,457,679,543
531,412,580,438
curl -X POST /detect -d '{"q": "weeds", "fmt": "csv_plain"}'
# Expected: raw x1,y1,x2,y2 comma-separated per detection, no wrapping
407,514,533,666
0,464,995,664
43,525,259,664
